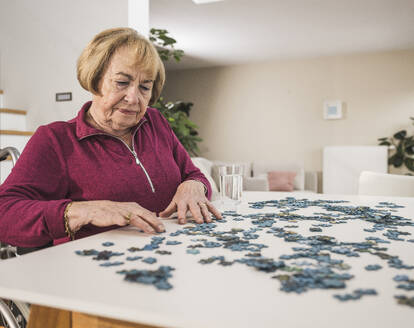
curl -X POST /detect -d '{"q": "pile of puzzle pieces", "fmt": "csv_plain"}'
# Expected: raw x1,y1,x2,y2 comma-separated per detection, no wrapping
75,198,414,308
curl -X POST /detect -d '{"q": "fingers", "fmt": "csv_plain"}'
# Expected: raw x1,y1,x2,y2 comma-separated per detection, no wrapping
123,205,165,234
197,201,222,222
159,197,223,226
129,213,156,234
160,201,189,225
207,202,223,220
159,201,177,218
199,202,212,223
177,202,188,225
135,208,165,233
183,200,221,224
123,213,132,226
189,202,204,224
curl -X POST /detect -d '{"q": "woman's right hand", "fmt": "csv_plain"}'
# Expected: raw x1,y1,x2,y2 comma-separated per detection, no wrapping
66,200,165,234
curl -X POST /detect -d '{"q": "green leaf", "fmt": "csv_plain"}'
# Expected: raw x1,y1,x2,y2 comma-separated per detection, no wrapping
160,36,177,46
154,97,201,156
405,144,414,155
404,157,414,172
389,154,404,167
379,141,391,146
396,140,404,154
150,28,184,63
393,130,407,140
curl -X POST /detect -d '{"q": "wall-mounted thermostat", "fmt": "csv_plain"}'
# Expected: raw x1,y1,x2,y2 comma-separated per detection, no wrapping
56,92,72,102
323,100,343,120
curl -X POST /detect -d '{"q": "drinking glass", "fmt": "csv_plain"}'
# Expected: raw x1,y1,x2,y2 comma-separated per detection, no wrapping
219,165,243,207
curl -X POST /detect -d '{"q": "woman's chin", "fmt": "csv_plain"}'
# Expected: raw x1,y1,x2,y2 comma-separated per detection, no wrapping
116,110,144,122
113,117,140,130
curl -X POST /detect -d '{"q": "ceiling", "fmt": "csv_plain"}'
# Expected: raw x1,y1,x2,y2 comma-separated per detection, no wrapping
149,0,414,70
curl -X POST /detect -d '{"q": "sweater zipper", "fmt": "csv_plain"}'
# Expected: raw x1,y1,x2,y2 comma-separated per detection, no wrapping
80,121,155,193
121,138,155,193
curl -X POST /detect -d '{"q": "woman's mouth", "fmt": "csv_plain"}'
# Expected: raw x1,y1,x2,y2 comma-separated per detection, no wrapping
118,109,138,115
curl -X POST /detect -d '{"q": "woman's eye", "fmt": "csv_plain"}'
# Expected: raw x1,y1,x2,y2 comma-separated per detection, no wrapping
140,85,151,91
116,81,129,86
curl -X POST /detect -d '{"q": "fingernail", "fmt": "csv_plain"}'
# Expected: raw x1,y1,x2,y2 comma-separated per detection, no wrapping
158,225,165,232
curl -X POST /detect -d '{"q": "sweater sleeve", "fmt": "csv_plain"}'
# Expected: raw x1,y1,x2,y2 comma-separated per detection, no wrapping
152,109,212,200
168,132,212,200
171,132,212,199
0,126,71,247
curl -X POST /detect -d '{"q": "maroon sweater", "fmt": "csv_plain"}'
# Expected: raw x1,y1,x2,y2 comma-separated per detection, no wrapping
0,102,211,247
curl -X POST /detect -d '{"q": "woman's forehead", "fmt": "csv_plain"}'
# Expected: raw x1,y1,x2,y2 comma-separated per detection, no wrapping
108,47,156,80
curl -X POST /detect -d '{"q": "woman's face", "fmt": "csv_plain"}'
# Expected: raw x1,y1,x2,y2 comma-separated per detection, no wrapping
89,46,154,135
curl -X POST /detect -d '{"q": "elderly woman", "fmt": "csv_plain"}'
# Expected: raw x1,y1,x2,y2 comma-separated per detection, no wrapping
0,27,221,248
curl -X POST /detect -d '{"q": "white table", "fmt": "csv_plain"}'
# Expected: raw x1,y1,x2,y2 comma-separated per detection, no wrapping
0,191,413,328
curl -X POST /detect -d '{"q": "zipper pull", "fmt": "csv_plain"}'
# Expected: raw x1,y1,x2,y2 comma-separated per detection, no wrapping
133,152,140,165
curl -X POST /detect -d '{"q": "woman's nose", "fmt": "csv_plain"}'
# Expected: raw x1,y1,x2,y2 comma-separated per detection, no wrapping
124,86,140,104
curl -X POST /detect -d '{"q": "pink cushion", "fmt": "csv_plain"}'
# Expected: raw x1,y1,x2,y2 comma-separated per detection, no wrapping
267,171,297,192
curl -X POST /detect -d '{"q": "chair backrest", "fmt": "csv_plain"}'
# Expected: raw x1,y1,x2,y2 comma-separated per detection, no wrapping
358,171,414,197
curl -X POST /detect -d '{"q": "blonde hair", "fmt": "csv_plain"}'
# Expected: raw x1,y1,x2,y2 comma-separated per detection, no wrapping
77,27,165,105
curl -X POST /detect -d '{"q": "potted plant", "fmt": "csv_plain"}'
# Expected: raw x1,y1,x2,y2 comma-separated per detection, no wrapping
378,117,414,173
149,29,201,156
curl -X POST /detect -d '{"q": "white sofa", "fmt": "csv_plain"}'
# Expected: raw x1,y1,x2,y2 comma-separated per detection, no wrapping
191,157,318,199
246,162,318,193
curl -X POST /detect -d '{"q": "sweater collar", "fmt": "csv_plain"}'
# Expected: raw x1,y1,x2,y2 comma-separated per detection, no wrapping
74,101,147,140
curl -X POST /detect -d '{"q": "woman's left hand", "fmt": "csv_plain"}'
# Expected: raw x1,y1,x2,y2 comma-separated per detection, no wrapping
159,180,222,224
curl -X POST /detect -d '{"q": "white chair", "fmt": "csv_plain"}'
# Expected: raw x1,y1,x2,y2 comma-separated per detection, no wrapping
358,171,414,197
323,146,388,195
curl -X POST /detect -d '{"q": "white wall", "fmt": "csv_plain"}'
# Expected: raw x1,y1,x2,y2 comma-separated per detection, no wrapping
0,0,129,130
163,50,414,176
128,0,149,36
